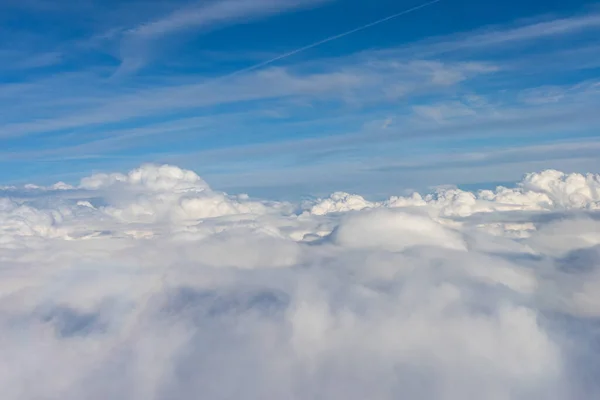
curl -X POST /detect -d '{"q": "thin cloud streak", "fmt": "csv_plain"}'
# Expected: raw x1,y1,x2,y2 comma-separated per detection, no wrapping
210,0,444,81
3,11,599,138
114,0,334,74
127,0,330,38
2,5,600,191
372,11,600,59
0,60,495,138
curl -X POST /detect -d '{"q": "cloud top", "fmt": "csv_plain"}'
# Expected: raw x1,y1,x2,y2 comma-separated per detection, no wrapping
1,163,600,399
309,169,600,218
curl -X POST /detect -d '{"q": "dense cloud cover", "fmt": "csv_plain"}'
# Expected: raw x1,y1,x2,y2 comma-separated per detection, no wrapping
1,164,600,400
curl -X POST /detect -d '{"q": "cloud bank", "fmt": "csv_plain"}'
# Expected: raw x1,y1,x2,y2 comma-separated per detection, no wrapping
1,164,600,400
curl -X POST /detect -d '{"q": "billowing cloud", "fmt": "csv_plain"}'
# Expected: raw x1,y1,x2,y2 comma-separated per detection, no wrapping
1,164,600,399
309,169,600,218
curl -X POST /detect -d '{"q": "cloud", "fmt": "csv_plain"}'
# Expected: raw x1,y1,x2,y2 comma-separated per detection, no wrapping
79,164,211,192
330,208,467,252
382,11,600,58
412,101,478,123
114,0,333,74
306,169,600,219
1,163,600,399
465,13,600,47
0,58,498,140
127,0,328,39
3,8,599,182
0,51,63,70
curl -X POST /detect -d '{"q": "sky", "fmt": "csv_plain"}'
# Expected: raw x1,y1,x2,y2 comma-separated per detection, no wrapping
3,3,600,397
1,0,600,198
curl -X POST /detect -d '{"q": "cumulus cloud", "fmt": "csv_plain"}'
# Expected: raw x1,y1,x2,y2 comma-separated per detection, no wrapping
308,169,600,218
330,208,467,252
1,164,600,400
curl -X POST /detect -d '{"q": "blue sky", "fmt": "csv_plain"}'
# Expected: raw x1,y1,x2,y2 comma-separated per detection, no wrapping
1,0,600,198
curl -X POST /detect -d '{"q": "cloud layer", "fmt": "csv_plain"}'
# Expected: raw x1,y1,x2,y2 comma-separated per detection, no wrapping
1,164,600,399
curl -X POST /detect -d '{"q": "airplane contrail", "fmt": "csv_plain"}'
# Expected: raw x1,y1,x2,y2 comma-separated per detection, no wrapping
219,0,443,80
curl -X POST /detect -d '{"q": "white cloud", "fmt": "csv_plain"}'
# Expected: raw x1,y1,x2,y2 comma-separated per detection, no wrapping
4,8,599,174
77,164,278,224
115,0,333,74
412,101,478,123
307,191,375,215
0,58,497,140
306,169,600,219
330,208,467,252
80,164,211,192
127,0,329,39
465,13,600,47
1,163,600,399
385,12,600,57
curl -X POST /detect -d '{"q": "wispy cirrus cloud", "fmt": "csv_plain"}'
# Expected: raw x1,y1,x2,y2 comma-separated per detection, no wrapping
113,0,334,74
458,12,600,47
375,10,600,61
127,0,330,39
0,50,63,70
2,4,600,192
0,59,498,139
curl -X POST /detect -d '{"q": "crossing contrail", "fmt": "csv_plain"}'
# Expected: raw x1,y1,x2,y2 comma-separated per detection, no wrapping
220,0,443,79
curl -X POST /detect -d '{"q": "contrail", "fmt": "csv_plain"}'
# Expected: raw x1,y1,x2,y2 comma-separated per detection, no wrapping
219,0,443,80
